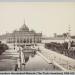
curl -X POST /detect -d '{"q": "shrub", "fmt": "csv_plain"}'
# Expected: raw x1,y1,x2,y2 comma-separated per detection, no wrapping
0,42,9,55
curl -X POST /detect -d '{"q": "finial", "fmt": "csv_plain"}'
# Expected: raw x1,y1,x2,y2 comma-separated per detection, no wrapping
24,18,25,24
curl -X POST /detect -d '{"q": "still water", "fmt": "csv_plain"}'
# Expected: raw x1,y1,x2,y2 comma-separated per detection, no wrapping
23,52,61,71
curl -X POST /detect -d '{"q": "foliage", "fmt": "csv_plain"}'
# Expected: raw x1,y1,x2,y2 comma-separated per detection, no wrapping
45,42,68,50
45,42,75,59
0,41,9,55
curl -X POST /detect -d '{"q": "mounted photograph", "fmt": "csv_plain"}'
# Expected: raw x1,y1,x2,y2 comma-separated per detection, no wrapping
0,2,75,71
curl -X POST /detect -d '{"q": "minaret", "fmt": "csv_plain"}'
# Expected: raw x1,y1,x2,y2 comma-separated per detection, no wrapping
68,25,71,49
24,19,25,25
68,25,71,36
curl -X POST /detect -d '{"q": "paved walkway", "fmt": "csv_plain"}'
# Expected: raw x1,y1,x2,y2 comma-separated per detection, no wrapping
38,44,75,71
37,51,67,71
0,47,19,71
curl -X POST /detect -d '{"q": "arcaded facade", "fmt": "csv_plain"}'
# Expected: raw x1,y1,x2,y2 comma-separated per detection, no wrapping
7,22,42,45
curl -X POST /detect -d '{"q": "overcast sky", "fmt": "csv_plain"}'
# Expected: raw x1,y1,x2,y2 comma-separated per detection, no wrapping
0,2,75,37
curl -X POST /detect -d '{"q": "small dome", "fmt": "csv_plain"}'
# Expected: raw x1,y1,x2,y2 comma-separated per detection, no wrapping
30,30,35,33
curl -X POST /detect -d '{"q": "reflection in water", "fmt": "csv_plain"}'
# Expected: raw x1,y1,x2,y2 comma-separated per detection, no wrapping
23,51,36,64
25,57,29,63
22,51,61,71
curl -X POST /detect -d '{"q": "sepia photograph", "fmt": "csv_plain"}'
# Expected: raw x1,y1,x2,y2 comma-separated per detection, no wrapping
0,1,75,72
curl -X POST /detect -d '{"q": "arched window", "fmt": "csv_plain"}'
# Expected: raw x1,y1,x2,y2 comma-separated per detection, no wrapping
23,39,26,43
30,38,32,43
20,40,22,43
27,38,29,43
17,39,19,43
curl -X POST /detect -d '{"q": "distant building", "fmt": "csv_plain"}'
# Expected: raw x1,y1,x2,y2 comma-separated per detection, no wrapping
42,33,75,44
0,20,42,45
53,33,69,38
42,37,65,43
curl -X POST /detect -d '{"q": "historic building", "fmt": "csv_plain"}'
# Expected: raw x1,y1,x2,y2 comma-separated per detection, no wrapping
0,21,42,45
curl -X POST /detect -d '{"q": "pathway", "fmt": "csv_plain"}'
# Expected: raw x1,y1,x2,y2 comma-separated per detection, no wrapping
0,46,19,71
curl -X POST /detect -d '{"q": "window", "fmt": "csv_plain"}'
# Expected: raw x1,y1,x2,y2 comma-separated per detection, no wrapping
27,38,29,43
30,38,32,43
23,39,26,43
17,39,19,43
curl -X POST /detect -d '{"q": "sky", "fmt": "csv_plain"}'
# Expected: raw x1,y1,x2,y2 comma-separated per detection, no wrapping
0,2,75,37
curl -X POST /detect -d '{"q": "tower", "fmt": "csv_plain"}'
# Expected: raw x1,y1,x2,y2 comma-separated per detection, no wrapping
68,25,71,36
68,25,71,49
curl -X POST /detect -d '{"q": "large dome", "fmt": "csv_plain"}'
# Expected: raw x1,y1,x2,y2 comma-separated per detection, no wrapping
20,23,29,31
